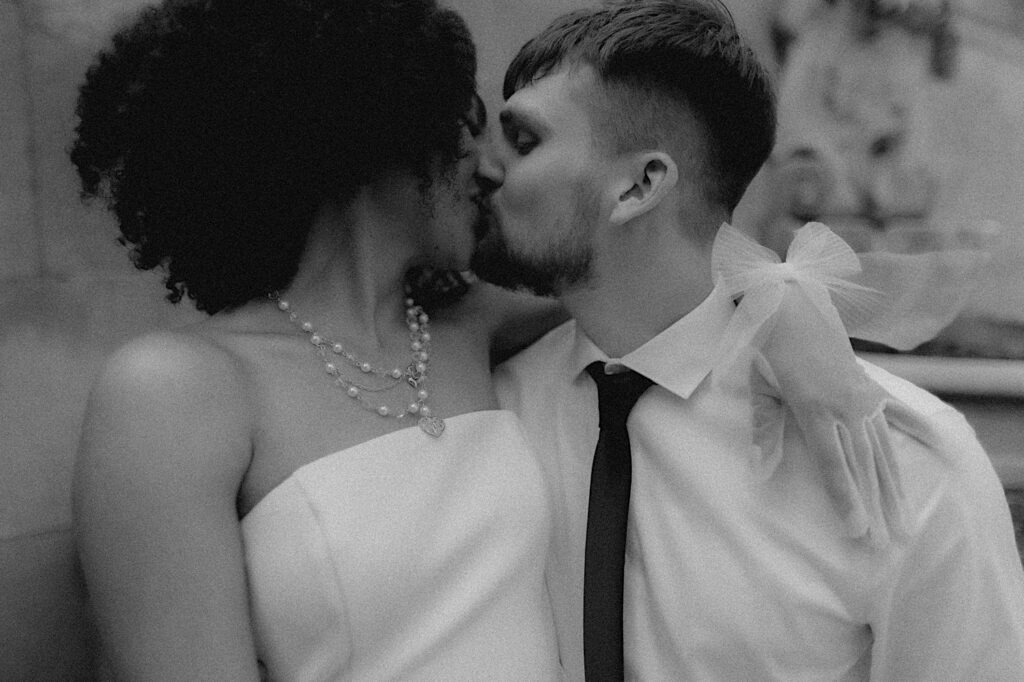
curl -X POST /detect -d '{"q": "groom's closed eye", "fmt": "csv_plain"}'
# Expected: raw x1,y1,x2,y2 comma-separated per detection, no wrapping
499,110,541,155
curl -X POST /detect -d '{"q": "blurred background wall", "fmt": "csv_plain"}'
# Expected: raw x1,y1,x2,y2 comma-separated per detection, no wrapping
737,0,1024,361
0,0,1021,678
1,2,203,677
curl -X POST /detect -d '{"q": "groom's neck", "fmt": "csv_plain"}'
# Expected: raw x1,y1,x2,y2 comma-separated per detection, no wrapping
560,246,714,358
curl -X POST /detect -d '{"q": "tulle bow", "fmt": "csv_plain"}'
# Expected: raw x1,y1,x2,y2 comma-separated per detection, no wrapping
710,222,989,546
712,222,885,370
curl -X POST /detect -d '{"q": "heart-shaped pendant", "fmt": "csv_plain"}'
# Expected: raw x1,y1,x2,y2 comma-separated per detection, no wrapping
418,416,445,438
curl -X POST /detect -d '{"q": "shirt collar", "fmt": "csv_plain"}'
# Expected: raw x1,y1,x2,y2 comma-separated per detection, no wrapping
567,284,734,399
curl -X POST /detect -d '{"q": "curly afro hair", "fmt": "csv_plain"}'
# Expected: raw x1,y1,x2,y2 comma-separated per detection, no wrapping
70,0,478,313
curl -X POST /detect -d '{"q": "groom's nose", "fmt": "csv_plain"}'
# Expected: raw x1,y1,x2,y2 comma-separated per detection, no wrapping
475,138,504,195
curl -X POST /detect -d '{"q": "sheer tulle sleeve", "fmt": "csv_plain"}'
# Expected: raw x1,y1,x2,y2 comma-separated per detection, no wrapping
711,222,989,545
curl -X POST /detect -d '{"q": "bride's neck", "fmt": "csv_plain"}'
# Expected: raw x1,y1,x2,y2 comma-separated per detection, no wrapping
283,196,420,352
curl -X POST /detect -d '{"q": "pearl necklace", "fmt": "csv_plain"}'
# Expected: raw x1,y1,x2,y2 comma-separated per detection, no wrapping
269,291,446,437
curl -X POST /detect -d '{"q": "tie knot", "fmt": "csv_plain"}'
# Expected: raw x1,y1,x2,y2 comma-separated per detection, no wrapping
586,361,654,427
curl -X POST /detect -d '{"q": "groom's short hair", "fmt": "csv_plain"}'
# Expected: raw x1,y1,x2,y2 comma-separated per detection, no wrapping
503,0,776,213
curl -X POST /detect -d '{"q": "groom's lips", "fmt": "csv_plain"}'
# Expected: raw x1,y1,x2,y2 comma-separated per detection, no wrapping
472,197,497,242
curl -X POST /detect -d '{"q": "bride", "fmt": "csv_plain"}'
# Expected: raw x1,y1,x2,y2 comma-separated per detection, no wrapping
70,0,563,679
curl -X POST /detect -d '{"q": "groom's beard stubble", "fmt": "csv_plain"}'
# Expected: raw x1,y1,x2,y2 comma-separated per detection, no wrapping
472,231,559,297
470,210,595,298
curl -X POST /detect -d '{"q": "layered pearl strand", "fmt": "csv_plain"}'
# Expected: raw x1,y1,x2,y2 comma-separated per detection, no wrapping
269,290,446,437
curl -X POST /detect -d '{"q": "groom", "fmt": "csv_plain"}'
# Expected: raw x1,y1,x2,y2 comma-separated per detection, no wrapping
472,1,1024,680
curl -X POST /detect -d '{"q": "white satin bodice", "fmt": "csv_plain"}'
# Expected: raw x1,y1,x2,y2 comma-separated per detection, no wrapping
241,410,561,681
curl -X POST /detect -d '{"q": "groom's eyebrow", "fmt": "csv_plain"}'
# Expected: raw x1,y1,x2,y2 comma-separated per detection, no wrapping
499,108,546,134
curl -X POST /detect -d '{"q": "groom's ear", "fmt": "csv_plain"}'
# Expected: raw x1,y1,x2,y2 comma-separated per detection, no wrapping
608,151,678,225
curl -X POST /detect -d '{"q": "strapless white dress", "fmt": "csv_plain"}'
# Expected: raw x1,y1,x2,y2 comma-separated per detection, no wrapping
241,410,562,681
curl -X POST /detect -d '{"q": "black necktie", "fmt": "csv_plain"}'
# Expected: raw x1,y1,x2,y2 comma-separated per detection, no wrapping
583,361,654,681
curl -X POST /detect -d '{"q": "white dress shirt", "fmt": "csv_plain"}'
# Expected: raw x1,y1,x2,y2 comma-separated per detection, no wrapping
495,284,1024,681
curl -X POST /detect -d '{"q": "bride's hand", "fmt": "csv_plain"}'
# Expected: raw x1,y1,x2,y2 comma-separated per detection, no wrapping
758,283,934,546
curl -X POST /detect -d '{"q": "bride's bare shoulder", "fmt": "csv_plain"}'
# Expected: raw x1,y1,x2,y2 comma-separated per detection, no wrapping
78,325,255,488
95,325,247,396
